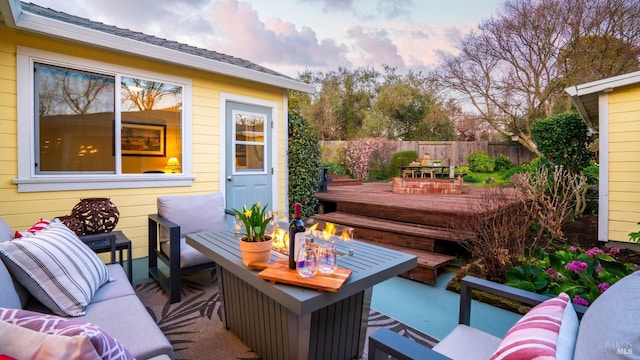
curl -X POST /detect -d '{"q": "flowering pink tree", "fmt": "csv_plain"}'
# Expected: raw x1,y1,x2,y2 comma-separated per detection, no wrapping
343,138,392,181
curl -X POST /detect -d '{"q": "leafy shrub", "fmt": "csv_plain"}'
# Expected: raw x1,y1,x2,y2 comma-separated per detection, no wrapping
506,244,637,306
531,111,594,174
455,165,470,174
372,172,389,181
494,155,513,171
343,138,393,181
467,151,495,173
463,174,481,183
584,162,599,185
390,150,418,177
288,113,320,217
320,161,348,175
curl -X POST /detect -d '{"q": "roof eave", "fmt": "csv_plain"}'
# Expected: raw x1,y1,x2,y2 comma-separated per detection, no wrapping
565,70,640,97
2,1,315,93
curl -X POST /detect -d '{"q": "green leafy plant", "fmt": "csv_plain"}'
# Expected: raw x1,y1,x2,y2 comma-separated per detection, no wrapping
232,203,273,242
583,162,599,185
463,174,481,183
288,113,321,217
467,151,495,173
531,111,593,174
320,162,348,175
506,244,637,306
390,150,418,177
630,222,640,243
494,155,513,171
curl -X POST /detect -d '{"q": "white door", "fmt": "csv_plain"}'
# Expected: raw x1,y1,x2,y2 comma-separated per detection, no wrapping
225,101,273,216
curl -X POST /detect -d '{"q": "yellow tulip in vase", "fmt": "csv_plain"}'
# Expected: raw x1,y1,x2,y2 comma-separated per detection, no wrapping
233,203,274,266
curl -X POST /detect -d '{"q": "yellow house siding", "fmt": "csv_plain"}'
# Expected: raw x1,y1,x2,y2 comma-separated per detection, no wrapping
0,24,288,258
607,85,640,242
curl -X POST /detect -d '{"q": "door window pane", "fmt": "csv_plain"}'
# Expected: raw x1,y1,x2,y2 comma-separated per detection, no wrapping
35,63,115,173
234,112,265,171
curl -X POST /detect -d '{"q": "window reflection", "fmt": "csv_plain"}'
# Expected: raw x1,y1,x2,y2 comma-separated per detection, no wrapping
36,63,115,172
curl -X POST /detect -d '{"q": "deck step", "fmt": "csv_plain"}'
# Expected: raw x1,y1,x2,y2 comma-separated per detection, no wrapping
357,238,456,285
311,212,470,245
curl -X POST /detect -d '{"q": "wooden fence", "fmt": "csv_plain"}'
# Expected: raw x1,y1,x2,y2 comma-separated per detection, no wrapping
319,141,536,166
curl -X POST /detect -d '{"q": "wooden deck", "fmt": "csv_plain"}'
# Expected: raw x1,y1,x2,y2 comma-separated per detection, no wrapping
313,182,519,285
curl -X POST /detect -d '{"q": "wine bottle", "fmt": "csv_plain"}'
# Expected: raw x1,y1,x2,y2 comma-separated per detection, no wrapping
289,203,305,269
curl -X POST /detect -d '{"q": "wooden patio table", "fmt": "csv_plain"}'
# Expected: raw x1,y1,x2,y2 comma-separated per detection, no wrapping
187,230,417,360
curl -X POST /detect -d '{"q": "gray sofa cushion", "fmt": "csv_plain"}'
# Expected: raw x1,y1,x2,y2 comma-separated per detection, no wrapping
574,270,640,359
0,258,22,309
160,236,212,268
90,264,135,304
0,217,13,242
432,324,502,360
80,294,173,360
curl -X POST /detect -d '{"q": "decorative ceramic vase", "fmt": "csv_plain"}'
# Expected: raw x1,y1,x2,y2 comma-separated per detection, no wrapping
239,237,273,266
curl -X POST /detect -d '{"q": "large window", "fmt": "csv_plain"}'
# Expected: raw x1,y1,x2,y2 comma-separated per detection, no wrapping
15,48,192,192
35,63,116,173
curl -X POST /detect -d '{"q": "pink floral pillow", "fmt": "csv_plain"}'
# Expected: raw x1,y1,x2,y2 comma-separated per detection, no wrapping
490,293,571,360
0,308,134,360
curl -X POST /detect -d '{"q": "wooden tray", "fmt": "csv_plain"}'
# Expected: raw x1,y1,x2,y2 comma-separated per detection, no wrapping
256,260,352,292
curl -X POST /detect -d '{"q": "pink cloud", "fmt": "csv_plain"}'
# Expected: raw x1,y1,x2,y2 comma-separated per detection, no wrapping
347,26,404,68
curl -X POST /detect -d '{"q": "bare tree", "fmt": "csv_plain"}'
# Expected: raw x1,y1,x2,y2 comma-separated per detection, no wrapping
436,0,640,154
121,78,182,112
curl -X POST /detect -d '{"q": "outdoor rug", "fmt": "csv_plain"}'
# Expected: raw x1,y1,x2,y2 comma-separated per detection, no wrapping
134,269,438,360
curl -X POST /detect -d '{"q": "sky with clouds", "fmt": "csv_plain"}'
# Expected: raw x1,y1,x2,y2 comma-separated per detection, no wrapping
27,0,505,78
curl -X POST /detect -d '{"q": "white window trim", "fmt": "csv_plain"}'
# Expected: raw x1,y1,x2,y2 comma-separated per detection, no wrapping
13,46,194,192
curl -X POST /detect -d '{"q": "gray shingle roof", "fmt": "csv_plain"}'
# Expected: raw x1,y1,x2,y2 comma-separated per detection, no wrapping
21,2,294,80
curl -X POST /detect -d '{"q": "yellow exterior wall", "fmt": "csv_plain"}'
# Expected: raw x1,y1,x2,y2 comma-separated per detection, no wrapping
607,85,640,242
0,25,287,258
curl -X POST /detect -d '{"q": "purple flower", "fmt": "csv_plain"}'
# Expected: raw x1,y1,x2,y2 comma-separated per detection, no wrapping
569,246,577,252
595,264,602,273
545,268,557,280
598,283,610,292
586,247,604,258
572,295,589,306
608,247,620,255
565,260,588,274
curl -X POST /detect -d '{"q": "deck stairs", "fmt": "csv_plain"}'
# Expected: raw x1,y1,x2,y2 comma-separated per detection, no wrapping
312,187,476,285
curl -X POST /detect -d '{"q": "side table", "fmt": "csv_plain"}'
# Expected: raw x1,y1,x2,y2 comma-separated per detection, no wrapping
80,230,133,283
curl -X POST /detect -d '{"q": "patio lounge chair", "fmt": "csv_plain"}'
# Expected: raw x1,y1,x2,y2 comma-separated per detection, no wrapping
148,192,232,303
369,271,640,359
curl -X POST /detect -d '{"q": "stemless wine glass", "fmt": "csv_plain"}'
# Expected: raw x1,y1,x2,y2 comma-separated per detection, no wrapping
318,242,337,274
296,236,318,278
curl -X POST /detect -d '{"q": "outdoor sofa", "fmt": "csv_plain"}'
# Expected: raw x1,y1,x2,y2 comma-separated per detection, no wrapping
0,216,173,360
369,271,640,359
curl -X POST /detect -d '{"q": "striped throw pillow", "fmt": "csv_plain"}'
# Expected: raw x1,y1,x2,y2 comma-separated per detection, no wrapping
490,293,570,360
0,219,111,316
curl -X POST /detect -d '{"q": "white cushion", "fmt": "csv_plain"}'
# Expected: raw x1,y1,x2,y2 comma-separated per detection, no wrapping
0,220,112,316
433,324,502,360
0,319,100,359
556,300,579,360
574,271,640,358
0,307,133,360
157,192,227,242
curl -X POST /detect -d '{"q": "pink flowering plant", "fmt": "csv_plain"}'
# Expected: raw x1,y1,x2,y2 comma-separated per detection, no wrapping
505,244,637,306
343,138,392,181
